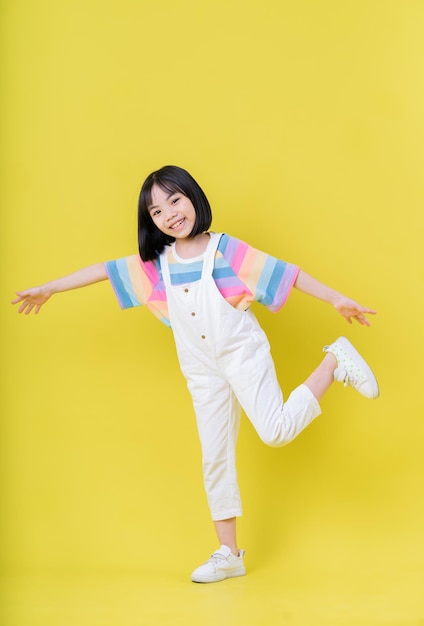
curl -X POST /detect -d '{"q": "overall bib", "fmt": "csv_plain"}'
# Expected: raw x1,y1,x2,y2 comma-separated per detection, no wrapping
160,233,321,521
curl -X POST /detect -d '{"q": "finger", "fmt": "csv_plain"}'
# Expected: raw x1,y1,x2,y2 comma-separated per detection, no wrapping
353,313,371,327
357,307,377,315
18,301,29,314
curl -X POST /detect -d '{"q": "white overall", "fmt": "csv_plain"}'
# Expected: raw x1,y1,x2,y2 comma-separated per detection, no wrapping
160,233,321,521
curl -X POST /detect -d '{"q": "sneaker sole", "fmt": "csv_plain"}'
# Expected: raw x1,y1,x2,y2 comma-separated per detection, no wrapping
191,569,246,583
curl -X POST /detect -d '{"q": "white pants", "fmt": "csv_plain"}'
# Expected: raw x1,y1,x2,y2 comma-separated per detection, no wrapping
161,234,321,520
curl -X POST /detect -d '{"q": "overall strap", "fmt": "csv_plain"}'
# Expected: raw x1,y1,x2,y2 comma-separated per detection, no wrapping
159,246,172,288
201,232,223,278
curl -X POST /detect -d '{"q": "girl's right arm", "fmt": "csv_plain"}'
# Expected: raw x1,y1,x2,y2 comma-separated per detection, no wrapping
12,262,109,315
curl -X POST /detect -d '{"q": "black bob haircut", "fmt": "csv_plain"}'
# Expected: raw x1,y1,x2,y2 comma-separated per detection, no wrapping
138,165,213,261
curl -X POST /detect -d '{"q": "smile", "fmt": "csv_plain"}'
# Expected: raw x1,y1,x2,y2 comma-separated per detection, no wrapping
170,219,185,229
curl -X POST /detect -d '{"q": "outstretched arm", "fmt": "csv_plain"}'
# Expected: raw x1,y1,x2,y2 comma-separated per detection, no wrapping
12,263,109,315
294,270,376,326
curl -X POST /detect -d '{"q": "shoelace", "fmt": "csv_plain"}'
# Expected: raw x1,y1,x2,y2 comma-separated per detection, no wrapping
335,367,362,388
208,551,228,563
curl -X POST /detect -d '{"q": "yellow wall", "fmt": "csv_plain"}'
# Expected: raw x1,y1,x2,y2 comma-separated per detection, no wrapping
2,0,423,592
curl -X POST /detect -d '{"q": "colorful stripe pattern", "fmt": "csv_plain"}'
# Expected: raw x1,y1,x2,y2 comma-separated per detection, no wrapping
105,233,299,327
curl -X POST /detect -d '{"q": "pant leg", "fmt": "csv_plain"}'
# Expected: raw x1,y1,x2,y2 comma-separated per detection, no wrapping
224,330,321,448
186,369,243,521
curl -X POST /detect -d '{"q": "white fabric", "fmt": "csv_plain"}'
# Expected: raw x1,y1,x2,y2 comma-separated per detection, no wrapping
161,233,321,521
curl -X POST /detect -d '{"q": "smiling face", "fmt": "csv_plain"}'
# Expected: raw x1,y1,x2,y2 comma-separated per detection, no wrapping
148,183,197,240
138,165,213,261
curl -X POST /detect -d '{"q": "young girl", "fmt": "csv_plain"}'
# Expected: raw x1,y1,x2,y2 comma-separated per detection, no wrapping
13,165,379,584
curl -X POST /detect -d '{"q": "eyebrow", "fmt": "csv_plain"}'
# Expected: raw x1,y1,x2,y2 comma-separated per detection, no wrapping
148,191,176,212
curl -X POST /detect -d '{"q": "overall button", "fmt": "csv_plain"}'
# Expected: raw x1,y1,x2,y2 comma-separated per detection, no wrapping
184,288,189,293
201,335,206,340
191,312,196,316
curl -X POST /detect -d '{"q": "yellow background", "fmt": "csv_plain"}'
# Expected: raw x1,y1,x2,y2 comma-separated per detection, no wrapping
1,0,423,624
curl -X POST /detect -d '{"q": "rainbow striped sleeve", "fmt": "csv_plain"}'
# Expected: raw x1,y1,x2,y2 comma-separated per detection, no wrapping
105,255,152,307
106,255,171,326
105,255,168,321
218,234,300,312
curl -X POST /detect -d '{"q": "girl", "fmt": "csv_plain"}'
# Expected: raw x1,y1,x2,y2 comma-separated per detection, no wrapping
13,165,379,584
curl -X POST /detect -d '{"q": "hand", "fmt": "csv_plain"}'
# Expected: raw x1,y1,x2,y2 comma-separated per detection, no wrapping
333,297,376,326
12,287,52,315
12,263,108,315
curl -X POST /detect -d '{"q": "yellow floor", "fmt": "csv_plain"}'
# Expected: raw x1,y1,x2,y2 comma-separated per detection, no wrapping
2,560,422,626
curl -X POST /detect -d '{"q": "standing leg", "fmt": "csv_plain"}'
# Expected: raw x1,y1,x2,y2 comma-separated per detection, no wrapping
214,517,238,555
186,370,243,521
187,372,247,583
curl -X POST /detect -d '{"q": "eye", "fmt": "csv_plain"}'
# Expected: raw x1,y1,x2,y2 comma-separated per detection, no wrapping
151,209,161,217
171,196,180,205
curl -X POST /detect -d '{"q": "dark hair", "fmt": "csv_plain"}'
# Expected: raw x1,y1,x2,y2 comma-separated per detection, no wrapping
138,165,212,261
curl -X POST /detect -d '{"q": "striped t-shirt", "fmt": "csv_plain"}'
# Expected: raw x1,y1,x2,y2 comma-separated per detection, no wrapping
105,233,299,327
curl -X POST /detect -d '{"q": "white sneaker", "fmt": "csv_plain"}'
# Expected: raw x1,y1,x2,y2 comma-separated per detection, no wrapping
324,336,379,399
191,545,246,583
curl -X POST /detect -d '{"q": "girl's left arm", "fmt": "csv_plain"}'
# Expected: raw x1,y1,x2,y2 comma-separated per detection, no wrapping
294,269,376,326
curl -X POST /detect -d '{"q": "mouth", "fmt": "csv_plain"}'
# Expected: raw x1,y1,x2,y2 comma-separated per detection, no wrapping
170,218,185,230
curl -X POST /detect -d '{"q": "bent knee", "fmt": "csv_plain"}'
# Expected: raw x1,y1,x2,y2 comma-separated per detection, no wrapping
257,429,294,448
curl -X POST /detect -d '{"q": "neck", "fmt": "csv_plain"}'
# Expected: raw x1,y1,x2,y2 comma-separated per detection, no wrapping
174,232,210,259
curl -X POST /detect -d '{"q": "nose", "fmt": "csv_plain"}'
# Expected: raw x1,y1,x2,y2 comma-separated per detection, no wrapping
164,205,177,223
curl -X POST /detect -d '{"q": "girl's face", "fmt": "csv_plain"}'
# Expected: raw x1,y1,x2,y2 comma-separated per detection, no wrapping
148,183,197,240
